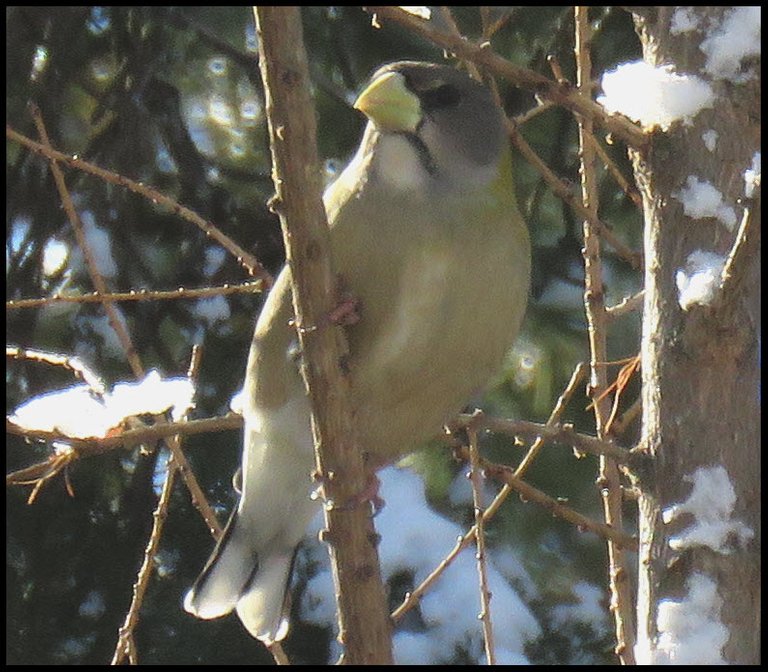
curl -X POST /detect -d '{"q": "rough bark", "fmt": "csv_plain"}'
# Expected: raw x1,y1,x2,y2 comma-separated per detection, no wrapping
631,6,760,665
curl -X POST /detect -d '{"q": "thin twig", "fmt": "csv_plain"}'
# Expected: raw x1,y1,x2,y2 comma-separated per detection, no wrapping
473,451,638,551
111,346,206,664
718,191,761,312
361,6,647,149
6,345,106,395
392,362,612,623
6,414,242,475
30,105,144,378
266,641,290,665
455,415,631,464
508,123,642,268
512,100,555,126
574,8,635,663
479,6,511,39
7,281,264,311
512,362,587,475
584,132,643,208
6,124,270,284
177,346,224,540
403,438,641,593
15,446,78,505
111,446,178,663
605,355,641,435
547,54,568,84
606,290,644,318
466,418,496,664
607,396,642,439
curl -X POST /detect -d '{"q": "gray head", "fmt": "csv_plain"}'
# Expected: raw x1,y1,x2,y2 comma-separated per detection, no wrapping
355,61,507,192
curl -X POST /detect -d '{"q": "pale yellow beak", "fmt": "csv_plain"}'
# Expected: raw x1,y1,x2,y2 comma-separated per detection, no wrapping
353,71,421,133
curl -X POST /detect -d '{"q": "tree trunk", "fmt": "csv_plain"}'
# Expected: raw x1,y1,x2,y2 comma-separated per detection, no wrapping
631,6,760,665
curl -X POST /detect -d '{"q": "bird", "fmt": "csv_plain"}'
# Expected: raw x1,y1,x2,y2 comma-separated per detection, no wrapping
184,60,531,644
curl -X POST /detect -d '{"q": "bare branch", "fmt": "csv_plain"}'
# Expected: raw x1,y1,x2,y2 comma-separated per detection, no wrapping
254,6,392,663
362,6,647,149
6,124,270,283
7,281,264,311
466,419,496,664
575,8,635,662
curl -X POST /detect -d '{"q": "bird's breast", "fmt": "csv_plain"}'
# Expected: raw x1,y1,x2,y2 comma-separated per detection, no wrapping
365,247,454,371
344,221,527,458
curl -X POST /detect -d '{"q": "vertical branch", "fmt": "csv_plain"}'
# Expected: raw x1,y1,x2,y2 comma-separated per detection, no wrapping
253,7,392,664
111,347,203,665
112,448,178,664
574,7,636,664
467,421,496,664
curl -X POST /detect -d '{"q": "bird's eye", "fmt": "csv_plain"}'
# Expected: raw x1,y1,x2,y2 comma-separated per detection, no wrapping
419,82,461,112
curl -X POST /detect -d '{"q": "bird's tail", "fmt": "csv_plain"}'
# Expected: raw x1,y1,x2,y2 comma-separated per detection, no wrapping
183,506,296,643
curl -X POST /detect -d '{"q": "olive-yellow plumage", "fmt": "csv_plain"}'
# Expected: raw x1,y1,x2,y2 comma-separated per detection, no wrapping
185,61,530,643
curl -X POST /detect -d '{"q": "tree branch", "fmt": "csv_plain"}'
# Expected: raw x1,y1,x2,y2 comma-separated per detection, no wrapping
574,8,635,663
253,6,392,663
5,124,269,283
362,6,647,149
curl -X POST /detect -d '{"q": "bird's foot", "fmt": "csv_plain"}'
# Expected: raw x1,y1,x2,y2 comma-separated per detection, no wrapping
326,275,362,326
326,292,362,326
313,471,385,515
343,472,385,516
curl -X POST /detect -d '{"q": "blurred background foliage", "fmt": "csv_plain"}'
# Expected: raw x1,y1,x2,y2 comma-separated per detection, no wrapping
6,6,643,665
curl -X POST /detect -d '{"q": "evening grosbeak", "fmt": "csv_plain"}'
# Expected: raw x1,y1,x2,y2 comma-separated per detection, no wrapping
185,61,531,643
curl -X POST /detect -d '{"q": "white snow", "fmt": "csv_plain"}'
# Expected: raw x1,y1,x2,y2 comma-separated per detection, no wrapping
701,129,718,152
299,466,541,664
663,465,754,553
598,61,714,131
635,573,728,664
675,250,726,311
670,7,701,35
744,152,761,198
701,7,761,82
10,369,195,438
673,176,737,230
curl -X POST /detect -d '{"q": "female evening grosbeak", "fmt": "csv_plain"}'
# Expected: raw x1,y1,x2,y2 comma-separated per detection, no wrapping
185,61,531,643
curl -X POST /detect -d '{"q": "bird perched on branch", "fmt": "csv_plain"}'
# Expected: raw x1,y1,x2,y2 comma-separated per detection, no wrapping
184,60,530,644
